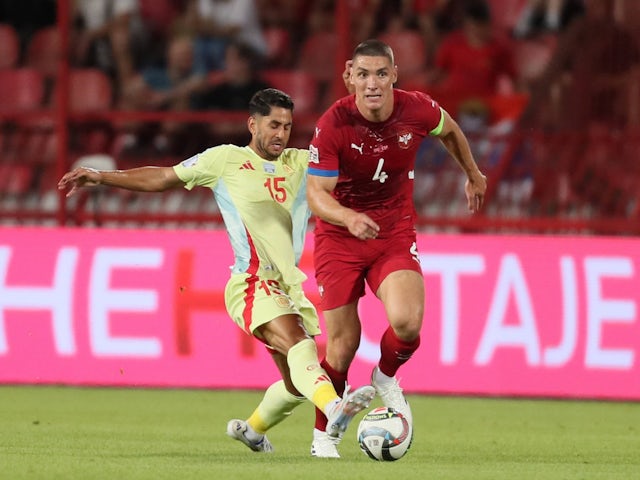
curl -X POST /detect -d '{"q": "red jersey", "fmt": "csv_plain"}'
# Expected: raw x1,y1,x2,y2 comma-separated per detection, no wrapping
434,30,515,98
308,89,443,238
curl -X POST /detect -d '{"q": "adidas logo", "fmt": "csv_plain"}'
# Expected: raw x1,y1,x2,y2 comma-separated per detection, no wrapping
239,161,255,170
314,374,331,385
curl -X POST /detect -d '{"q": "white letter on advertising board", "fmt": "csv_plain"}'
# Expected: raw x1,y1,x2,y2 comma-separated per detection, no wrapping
89,248,163,357
584,257,635,369
475,254,540,366
543,256,578,366
422,254,484,364
0,246,78,355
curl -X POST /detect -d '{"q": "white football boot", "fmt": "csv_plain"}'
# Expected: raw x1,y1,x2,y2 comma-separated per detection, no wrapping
310,429,340,458
371,366,412,422
325,384,376,439
226,419,274,453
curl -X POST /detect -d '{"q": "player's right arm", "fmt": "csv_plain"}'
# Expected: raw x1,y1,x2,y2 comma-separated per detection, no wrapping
307,108,379,240
306,174,380,240
58,166,184,197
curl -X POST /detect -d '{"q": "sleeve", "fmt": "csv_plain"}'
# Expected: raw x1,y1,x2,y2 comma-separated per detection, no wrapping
173,147,224,190
412,91,445,135
307,110,341,178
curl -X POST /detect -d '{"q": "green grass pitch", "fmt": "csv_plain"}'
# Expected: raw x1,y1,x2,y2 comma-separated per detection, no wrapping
2,385,639,479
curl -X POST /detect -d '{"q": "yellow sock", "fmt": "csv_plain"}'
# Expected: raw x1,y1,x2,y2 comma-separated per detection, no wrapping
287,338,339,412
246,380,305,434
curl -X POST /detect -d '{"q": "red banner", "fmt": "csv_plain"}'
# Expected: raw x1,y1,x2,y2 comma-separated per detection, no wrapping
1,227,638,399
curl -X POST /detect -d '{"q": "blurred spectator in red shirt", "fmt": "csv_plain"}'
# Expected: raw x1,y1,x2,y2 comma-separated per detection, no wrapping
411,0,468,64
428,0,517,119
524,0,640,130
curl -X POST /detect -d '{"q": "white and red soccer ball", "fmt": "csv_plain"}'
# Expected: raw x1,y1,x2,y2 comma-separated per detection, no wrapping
357,406,413,461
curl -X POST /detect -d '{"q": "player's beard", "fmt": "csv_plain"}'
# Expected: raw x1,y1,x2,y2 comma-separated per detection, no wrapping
258,137,283,161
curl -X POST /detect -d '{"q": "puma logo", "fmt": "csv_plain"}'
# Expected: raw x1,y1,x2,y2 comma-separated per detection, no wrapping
351,143,363,154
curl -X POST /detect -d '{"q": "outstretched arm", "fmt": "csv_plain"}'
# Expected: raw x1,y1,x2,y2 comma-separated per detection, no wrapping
58,166,184,198
437,109,487,212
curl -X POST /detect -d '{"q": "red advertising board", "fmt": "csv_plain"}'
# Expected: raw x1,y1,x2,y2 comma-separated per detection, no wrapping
1,227,639,399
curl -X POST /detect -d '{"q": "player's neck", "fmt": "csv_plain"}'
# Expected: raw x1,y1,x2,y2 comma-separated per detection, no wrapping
355,98,394,123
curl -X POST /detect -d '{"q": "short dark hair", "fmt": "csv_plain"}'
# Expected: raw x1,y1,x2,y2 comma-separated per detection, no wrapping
464,0,491,23
249,88,294,116
227,40,262,69
352,39,394,65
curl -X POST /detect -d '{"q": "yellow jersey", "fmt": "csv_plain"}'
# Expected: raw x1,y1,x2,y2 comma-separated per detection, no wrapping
174,144,310,286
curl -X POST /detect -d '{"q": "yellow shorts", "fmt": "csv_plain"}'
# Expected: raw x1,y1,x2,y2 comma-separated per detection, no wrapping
224,273,321,338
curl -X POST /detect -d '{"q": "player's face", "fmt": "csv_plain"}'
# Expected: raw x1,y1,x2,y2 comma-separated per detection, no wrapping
248,106,292,160
351,55,397,120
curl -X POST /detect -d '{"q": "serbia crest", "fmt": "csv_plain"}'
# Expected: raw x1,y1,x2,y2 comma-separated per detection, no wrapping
397,131,413,149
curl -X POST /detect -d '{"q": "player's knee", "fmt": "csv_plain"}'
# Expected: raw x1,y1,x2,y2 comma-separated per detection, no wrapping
327,337,360,370
390,315,422,341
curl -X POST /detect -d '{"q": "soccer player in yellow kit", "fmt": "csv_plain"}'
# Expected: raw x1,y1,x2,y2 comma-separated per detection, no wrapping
58,88,374,453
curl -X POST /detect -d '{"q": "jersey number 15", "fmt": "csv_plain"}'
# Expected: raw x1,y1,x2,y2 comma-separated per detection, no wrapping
264,177,287,203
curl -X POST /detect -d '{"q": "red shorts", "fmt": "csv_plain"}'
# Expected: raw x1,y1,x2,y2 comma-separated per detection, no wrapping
313,230,422,311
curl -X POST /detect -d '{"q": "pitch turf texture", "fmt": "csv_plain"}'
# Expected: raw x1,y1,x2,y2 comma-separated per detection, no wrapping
2,386,639,480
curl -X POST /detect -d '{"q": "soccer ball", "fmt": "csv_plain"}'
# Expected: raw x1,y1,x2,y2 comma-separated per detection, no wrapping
357,406,413,461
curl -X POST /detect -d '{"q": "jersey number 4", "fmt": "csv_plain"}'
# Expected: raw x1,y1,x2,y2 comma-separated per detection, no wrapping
264,177,287,203
373,158,388,183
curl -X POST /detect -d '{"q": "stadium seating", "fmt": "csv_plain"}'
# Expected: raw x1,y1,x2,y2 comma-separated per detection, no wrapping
261,69,319,114
25,26,60,80
0,69,45,111
68,68,114,112
379,30,426,78
0,68,48,210
263,27,292,68
1,6,638,232
296,31,340,110
0,23,20,69
0,68,48,169
298,31,338,84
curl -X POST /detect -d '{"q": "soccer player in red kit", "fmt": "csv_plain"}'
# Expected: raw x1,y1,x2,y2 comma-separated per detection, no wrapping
306,39,487,457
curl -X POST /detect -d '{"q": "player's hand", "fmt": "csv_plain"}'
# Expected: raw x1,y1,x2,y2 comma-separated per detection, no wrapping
57,167,102,198
465,172,487,212
344,210,380,240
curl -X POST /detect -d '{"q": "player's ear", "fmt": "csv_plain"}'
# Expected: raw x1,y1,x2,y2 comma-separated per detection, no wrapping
247,115,257,135
392,66,398,85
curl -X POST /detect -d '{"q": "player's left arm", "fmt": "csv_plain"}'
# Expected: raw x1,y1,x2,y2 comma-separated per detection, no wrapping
436,109,487,212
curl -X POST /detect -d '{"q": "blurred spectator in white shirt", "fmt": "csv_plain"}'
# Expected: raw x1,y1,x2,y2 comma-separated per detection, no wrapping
72,0,150,89
180,0,266,72
513,0,584,39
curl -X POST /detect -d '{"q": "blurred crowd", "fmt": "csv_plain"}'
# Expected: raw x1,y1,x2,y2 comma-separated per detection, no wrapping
1,0,639,153
1,0,640,226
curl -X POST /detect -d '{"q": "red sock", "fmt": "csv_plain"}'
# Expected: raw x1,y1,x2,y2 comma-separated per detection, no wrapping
378,326,420,378
314,358,348,431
